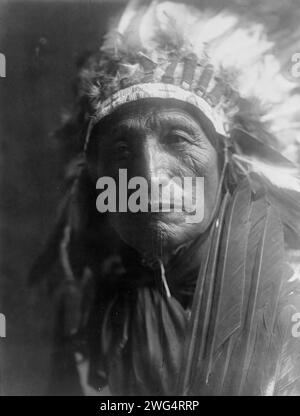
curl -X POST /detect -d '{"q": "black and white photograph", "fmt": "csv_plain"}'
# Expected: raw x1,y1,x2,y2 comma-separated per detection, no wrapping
1,0,300,399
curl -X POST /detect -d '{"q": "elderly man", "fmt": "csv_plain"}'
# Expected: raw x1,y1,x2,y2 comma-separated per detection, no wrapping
32,0,300,396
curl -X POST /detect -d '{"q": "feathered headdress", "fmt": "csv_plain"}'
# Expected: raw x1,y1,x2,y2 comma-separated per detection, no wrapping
73,0,300,247
30,0,300,290
80,0,300,143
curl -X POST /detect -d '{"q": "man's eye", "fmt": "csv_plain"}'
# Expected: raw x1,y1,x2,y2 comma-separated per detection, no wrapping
114,141,131,159
164,132,189,146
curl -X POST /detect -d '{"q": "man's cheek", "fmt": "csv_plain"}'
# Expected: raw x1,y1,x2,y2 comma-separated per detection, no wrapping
184,177,205,224
179,149,212,178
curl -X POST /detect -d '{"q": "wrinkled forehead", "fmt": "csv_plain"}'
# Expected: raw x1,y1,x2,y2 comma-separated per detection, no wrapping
91,98,215,140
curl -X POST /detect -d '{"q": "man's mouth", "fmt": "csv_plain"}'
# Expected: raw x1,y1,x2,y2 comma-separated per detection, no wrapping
149,199,183,211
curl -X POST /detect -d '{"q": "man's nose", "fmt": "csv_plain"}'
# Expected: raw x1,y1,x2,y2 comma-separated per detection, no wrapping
142,136,169,185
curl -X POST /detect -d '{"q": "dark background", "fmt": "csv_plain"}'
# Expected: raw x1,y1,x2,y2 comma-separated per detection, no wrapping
0,0,124,396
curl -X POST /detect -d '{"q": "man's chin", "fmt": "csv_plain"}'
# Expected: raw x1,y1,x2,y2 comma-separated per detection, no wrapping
110,213,204,259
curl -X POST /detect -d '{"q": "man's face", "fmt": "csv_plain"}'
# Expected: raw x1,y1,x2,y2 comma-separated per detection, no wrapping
88,100,220,259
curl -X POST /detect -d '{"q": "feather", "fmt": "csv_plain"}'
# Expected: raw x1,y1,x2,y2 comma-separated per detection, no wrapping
231,128,297,167
269,303,300,395
28,158,90,285
217,196,288,395
230,127,300,246
205,180,251,376
177,189,231,395
117,0,142,36
192,180,252,394
233,155,300,193
265,262,300,396
28,191,69,285
248,173,300,248
177,179,298,395
91,0,300,155
234,202,285,394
